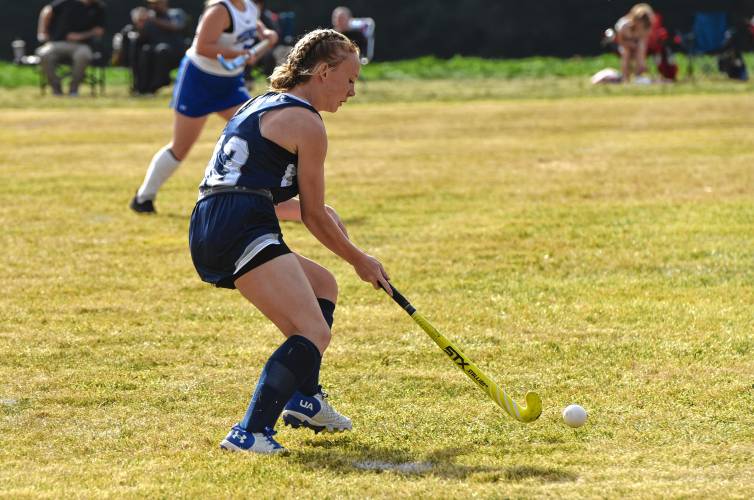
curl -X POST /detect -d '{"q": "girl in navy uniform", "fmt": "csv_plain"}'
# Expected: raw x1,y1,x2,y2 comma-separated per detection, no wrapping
189,29,391,453
131,0,277,213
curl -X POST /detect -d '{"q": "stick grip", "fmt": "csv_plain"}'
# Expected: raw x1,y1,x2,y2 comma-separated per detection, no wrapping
381,283,415,314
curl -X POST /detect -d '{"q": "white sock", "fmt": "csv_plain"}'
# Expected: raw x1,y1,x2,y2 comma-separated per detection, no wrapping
136,146,181,202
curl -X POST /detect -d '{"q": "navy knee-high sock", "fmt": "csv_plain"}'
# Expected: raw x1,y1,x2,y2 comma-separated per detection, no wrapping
240,335,321,432
298,298,335,396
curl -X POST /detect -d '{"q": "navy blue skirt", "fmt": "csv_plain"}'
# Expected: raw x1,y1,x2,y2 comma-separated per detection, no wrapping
189,192,290,289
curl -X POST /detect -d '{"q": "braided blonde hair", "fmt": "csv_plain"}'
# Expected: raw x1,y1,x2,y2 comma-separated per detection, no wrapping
269,29,359,92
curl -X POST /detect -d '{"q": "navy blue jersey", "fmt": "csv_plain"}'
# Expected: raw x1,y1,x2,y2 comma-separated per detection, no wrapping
199,92,320,203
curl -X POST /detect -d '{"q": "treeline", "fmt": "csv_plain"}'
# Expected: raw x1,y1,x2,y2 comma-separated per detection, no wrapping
2,0,753,62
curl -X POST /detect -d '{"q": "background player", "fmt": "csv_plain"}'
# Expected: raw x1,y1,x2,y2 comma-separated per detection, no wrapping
130,0,277,213
188,29,391,453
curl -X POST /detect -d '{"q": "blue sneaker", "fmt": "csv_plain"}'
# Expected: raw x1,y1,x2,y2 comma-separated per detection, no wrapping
219,424,287,454
282,390,352,434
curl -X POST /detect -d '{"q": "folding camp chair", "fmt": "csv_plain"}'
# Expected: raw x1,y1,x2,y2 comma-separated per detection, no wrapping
681,11,728,78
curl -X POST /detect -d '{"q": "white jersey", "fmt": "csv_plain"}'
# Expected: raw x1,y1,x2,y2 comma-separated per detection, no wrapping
615,16,630,34
186,0,259,77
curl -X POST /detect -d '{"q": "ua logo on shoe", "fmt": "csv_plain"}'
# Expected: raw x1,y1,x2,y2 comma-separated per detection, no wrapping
232,431,246,443
299,401,314,411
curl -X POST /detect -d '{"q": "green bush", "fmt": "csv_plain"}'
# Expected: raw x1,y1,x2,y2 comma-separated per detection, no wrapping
0,62,131,88
2,53,752,88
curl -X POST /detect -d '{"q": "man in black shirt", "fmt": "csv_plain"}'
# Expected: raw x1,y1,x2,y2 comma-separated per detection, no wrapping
36,0,106,96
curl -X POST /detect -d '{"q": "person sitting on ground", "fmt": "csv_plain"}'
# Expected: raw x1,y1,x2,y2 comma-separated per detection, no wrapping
615,3,655,83
130,0,188,95
331,6,368,57
35,0,106,96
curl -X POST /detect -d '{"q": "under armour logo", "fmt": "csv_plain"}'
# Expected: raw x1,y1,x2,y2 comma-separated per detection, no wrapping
299,401,314,411
232,431,247,443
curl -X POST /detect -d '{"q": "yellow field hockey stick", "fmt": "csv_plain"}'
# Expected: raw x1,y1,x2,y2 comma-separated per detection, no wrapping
383,284,542,423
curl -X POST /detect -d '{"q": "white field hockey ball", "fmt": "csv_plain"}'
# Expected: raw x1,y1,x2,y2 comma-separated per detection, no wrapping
562,404,588,428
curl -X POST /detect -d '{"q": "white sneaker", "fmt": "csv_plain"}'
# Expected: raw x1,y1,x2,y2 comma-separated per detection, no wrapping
282,390,352,433
219,424,287,454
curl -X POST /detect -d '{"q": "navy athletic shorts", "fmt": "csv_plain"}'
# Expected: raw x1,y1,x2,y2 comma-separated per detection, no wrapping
170,56,250,117
189,192,291,289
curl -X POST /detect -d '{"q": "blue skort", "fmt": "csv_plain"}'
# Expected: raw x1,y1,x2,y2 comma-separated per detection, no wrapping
171,56,250,117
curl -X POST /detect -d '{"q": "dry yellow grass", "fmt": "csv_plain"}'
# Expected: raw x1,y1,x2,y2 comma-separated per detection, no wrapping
1,83,753,498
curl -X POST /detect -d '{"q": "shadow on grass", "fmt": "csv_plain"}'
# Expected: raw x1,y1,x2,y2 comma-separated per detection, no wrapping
289,438,576,483
162,212,190,221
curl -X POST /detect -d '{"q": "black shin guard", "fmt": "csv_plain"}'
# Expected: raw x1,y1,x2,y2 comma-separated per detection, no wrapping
298,299,335,396
241,335,321,432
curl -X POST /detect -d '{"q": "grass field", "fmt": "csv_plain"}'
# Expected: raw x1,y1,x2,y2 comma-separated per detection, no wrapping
1,78,753,498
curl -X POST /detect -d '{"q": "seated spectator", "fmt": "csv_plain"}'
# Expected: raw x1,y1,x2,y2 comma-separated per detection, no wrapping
111,8,147,68
614,3,655,83
331,6,368,57
717,15,752,81
129,0,188,95
246,0,281,80
35,0,106,96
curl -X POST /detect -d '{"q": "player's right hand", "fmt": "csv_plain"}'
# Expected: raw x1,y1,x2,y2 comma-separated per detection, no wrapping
353,253,391,295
